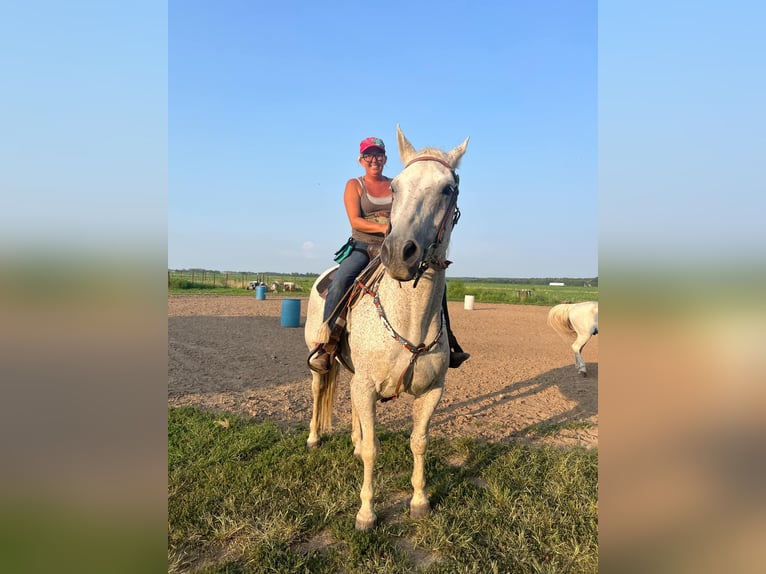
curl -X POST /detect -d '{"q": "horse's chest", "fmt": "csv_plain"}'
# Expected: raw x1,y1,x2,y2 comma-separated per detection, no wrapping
346,292,446,395
406,357,446,393
363,352,445,398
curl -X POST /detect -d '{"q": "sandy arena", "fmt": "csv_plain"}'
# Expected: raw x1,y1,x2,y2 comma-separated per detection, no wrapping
169,295,598,448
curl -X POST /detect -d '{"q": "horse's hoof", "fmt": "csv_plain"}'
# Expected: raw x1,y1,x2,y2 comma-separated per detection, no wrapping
355,515,377,531
307,438,320,449
410,502,431,520
579,370,588,377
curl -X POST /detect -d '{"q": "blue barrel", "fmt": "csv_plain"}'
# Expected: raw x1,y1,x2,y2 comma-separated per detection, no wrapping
255,285,267,300
281,298,301,327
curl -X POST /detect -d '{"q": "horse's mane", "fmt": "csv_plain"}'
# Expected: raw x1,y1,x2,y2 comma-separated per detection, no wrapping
547,303,575,338
410,145,466,169
407,147,450,168
412,147,449,161
416,146,447,157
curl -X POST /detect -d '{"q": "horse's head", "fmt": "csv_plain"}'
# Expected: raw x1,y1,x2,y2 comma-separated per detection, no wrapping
381,125,469,282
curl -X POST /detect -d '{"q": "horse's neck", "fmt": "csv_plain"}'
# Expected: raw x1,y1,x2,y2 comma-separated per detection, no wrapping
377,270,445,340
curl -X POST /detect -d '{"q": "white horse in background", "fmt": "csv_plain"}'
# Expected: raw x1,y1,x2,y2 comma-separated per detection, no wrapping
304,125,469,530
548,301,598,376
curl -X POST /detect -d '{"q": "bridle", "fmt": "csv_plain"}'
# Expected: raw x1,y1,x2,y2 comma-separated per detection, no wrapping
397,156,462,287
352,155,460,401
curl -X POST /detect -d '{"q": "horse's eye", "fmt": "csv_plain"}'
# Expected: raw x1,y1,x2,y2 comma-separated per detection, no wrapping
442,184,455,196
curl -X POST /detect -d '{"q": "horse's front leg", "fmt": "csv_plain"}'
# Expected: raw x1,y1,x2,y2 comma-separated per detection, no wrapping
350,380,379,530
351,399,362,458
410,382,444,519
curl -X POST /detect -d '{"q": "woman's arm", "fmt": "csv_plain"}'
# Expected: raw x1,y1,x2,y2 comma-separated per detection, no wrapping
343,179,388,235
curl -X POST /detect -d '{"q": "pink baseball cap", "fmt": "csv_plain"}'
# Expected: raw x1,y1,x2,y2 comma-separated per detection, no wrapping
359,137,386,155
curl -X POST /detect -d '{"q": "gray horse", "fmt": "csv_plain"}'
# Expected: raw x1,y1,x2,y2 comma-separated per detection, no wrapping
304,125,469,530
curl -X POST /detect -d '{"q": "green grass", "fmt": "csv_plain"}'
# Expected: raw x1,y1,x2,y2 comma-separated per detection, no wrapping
168,270,597,306
168,271,316,296
169,407,598,573
447,280,597,306
522,420,597,438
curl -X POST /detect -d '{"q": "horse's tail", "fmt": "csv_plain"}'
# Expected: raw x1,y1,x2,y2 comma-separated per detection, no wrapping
314,361,339,435
547,304,575,341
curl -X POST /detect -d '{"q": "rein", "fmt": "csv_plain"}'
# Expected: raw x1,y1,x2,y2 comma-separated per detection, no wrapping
351,155,459,401
402,156,461,287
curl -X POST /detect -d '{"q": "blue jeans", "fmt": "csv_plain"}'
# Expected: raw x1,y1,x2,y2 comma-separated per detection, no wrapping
322,241,464,355
323,241,372,324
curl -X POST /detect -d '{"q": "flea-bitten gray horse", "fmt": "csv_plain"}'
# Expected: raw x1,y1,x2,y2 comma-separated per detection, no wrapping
304,125,469,530
548,301,598,376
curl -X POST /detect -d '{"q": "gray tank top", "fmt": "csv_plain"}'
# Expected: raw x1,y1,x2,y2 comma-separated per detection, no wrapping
351,176,393,245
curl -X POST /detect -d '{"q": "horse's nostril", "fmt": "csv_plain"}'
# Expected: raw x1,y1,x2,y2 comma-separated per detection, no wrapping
403,240,418,262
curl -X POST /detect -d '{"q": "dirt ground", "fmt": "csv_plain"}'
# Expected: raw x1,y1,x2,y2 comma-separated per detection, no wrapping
168,295,598,449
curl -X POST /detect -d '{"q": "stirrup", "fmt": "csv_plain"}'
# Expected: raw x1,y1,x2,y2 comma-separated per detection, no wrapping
308,348,332,374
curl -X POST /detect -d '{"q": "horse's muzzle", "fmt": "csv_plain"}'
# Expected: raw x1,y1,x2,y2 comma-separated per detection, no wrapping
381,238,420,281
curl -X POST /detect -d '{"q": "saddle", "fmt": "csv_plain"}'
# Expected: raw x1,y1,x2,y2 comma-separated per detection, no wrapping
308,255,384,373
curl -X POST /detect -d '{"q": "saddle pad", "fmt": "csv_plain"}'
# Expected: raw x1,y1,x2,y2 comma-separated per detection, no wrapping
316,268,337,299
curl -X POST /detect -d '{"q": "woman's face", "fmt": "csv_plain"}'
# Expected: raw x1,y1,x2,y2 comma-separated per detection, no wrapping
360,148,387,174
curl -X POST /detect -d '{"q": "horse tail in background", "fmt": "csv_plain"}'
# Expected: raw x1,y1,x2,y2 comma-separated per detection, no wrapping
547,303,575,341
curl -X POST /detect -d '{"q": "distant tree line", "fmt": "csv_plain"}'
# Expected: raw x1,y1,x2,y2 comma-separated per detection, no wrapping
170,268,321,278
169,269,596,286
457,277,598,287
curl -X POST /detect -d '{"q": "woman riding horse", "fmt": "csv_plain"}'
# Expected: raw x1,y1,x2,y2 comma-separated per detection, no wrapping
308,135,469,374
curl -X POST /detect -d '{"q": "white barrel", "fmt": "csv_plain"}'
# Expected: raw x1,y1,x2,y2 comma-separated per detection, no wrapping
464,295,475,310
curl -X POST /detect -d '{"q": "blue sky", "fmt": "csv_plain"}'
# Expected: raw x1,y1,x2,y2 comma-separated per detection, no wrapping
4,2,761,279
599,2,765,269
168,0,598,277
1,2,167,258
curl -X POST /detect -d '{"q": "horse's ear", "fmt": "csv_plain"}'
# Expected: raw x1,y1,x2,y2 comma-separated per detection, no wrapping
396,124,417,164
447,136,470,168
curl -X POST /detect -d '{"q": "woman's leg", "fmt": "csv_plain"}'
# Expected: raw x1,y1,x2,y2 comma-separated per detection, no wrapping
323,247,370,324
442,290,470,368
310,247,370,373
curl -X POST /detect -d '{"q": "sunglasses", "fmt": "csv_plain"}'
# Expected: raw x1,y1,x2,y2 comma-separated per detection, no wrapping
361,153,386,164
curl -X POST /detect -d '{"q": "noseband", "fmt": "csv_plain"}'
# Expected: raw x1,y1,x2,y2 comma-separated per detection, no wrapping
401,156,462,287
